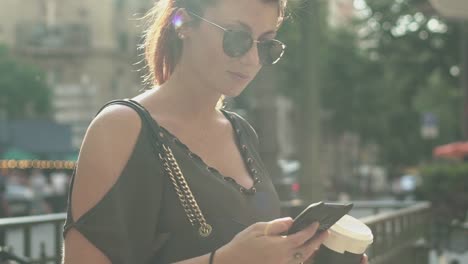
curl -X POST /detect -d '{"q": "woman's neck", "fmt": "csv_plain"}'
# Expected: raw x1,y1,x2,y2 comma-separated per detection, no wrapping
150,65,223,123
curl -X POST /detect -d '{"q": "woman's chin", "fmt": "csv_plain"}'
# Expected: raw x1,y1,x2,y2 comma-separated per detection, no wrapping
222,84,248,98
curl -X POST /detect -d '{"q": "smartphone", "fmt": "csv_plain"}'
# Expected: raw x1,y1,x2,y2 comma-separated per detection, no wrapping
286,201,353,235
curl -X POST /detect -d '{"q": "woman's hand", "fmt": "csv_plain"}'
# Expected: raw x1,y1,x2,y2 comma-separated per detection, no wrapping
215,217,329,264
361,254,369,264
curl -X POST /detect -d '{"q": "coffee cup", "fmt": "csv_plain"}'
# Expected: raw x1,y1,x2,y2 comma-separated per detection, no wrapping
314,214,373,264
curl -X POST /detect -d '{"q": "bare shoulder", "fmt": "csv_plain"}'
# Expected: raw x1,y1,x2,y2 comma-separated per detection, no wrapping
90,104,143,136
71,104,143,221
64,104,145,263
80,104,143,171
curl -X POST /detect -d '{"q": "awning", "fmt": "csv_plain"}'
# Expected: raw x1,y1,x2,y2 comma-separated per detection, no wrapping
433,141,468,159
1,148,39,160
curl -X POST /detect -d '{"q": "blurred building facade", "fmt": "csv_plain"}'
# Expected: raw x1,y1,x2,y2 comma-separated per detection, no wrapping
0,0,153,149
321,0,388,197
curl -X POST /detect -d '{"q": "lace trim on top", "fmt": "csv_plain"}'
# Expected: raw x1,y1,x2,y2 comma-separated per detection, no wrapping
156,110,260,195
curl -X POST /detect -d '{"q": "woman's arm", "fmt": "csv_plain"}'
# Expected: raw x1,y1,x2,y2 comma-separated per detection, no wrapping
63,105,143,264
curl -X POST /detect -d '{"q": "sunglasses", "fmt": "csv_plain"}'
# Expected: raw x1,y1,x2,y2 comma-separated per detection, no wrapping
187,11,286,65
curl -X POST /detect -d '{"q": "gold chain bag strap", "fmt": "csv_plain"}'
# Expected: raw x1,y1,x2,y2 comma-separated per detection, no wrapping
158,144,213,237
114,99,212,238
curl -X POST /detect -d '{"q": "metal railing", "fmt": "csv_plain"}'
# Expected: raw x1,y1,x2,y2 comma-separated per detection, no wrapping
281,200,432,264
280,199,423,217
0,201,432,264
360,201,432,264
0,213,65,264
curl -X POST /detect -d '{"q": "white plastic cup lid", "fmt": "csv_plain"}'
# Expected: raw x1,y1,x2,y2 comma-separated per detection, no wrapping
322,214,374,255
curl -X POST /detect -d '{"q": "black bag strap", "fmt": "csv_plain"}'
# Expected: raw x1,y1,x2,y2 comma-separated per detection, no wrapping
96,99,163,146
95,99,213,238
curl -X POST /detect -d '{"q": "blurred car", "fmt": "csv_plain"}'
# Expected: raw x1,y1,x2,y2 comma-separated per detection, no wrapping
273,159,301,202
392,174,421,201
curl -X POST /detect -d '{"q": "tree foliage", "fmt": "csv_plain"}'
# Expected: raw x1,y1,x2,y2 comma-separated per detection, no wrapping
241,0,462,175
302,0,461,171
364,0,460,167
417,163,468,223
0,45,52,119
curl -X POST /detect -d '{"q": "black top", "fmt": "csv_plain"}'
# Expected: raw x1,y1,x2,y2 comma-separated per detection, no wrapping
63,100,281,264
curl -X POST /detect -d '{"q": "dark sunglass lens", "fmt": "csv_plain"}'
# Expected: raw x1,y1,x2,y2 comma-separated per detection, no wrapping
223,30,253,57
258,40,285,65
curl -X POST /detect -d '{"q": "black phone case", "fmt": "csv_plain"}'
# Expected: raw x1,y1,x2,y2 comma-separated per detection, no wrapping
287,201,353,235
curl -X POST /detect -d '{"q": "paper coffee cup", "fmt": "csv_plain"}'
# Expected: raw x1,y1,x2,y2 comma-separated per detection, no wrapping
314,214,373,264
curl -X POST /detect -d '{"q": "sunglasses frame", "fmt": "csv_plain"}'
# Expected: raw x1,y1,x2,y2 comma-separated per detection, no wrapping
186,11,286,65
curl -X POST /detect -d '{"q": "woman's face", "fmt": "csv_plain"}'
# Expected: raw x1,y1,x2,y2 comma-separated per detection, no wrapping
180,0,280,97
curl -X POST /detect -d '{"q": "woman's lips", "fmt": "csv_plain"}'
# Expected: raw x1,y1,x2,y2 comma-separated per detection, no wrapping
227,71,250,80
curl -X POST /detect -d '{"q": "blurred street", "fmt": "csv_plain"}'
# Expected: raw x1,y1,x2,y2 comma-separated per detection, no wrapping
1,0,467,263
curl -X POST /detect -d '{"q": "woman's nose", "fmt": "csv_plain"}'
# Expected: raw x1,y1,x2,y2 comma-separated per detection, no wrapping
239,43,261,66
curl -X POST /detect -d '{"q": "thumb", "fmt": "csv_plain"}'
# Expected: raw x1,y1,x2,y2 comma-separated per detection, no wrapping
263,217,293,236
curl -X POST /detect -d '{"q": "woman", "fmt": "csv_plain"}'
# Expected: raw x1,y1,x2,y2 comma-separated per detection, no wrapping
62,0,369,263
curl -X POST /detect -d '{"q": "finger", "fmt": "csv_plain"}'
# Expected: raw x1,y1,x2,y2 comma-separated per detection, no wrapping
287,222,320,246
361,254,368,264
256,217,293,236
300,230,329,259
303,249,318,264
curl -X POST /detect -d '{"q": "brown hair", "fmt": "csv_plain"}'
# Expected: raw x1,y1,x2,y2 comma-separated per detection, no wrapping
142,0,287,86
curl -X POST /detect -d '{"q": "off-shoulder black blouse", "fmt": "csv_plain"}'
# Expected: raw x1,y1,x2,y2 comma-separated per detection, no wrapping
63,100,281,264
